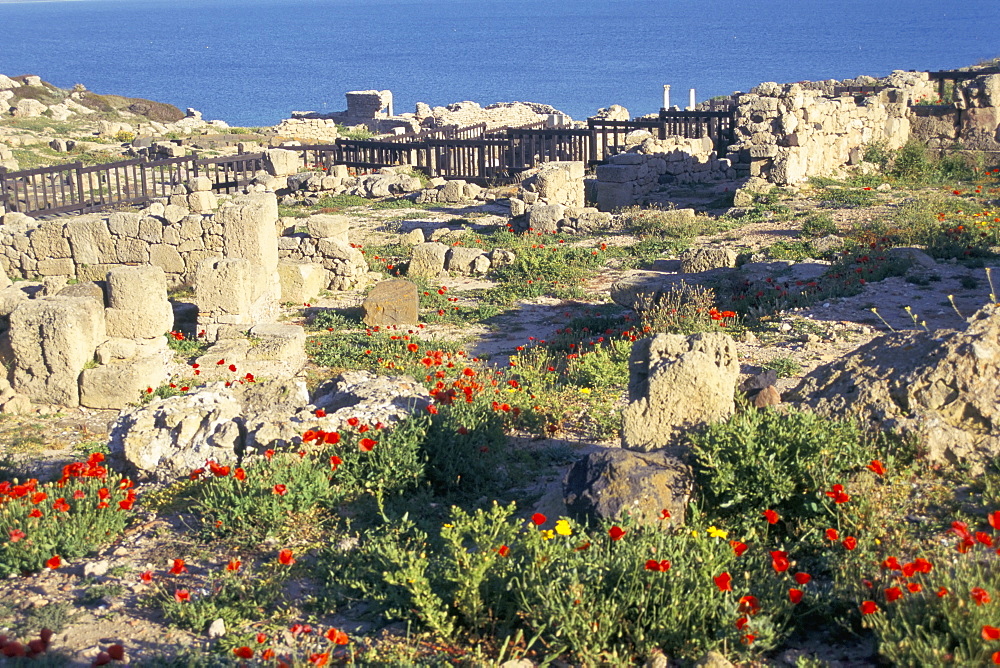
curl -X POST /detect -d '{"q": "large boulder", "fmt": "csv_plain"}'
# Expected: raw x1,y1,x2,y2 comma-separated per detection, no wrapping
622,332,740,451
362,279,419,326
407,242,448,280
788,304,1000,471
564,447,692,526
108,386,244,482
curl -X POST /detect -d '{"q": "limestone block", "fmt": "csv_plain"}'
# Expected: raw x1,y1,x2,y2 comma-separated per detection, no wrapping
679,248,737,273
446,247,486,274
188,176,213,192
217,193,279,271
79,354,168,410
65,218,116,265
596,181,635,212
104,265,173,339
437,180,467,203
362,279,419,327
264,149,301,177
307,214,350,243
76,264,118,282
36,258,75,276
0,286,28,316
12,99,46,118
96,338,138,363
163,204,188,224
10,297,107,406
188,191,218,213
278,260,328,304
595,164,640,183
149,244,185,273
107,212,142,238
196,257,253,314
162,225,182,245
179,217,204,241
622,332,740,451
407,242,448,280
29,222,71,259
527,204,565,233
115,238,150,264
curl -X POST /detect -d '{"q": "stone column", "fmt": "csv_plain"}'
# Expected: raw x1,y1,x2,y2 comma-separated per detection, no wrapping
663,85,671,110
688,88,696,111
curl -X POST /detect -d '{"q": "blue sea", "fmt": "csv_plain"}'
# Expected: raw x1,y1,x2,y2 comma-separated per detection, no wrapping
0,0,998,127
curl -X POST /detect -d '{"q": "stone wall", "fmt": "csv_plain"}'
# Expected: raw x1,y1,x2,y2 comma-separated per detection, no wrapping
726,71,937,185
509,162,613,233
594,137,733,211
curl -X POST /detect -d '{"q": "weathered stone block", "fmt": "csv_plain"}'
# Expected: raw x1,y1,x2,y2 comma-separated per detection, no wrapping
278,260,327,304
217,193,279,271
65,218,115,265
149,244,185,273
196,257,252,315
407,242,448,280
79,354,168,410
36,258,75,276
363,279,419,327
307,214,350,243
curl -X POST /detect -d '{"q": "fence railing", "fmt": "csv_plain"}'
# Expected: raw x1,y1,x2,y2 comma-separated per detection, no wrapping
1,112,739,216
0,153,264,218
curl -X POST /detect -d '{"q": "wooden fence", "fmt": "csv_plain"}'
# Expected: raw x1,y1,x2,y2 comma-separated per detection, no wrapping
1,110,738,215
0,153,264,218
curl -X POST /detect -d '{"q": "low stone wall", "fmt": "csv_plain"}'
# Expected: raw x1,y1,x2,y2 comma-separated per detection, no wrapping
595,137,732,211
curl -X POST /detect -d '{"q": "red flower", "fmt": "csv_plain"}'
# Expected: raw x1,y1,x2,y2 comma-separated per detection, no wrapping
93,651,111,666
984,625,1000,641
770,550,789,573
789,588,804,604
738,595,760,615
107,645,125,661
407,343,419,353
907,583,922,593
309,653,330,667
209,462,230,477
53,498,70,512
278,549,295,566
330,455,343,471
497,545,510,557
764,509,779,524
989,511,1000,531
46,555,61,569
608,526,626,541
189,468,205,480
228,364,237,372
233,647,254,660
937,587,950,597
73,490,86,500
314,408,326,418
825,528,839,541
234,468,246,481
794,572,811,585
273,484,288,496
885,586,903,602
256,633,267,644
659,508,671,520
979,531,995,547
645,559,671,572
174,589,191,602
140,571,153,583
973,587,992,605
28,509,42,518
881,556,902,571
170,559,187,575
714,572,732,592
842,536,858,550
730,540,748,557
860,601,879,615
217,359,225,365
825,483,850,504
325,628,349,645
226,558,241,571
9,529,25,542
347,417,359,427
994,650,1000,664
359,438,377,452
913,557,933,574
324,431,341,444
866,460,886,476
531,513,547,526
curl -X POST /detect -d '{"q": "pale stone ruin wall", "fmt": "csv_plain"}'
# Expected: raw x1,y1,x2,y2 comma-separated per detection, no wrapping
594,136,733,211
726,71,938,185
509,161,613,232
911,73,1000,150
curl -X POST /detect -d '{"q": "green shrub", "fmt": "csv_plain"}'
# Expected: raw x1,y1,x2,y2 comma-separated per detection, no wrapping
891,140,932,182
799,213,839,239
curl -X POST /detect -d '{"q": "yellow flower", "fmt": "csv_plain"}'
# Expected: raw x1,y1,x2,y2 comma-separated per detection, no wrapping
541,530,555,540
691,530,699,537
555,519,572,536
443,523,454,529
707,526,728,540
578,387,592,395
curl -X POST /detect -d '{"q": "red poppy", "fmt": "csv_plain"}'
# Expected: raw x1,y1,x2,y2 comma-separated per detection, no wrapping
609,526,626,541
314,408,326,418
979,531,995,547
170,559,187,575
303,430,320,442
645,559,671,572
989,511,1000,531
764,509,779,524
531,513,546,526
228,364,237,372
497,545,510,557
973,587,991,605
46,555,61,569
347,417,360,427
309,653,330,667
9,529,25,542
825,483,850,504
140,571,153,583
107,645,125,661
659,508,671,520
714,572,732,592
789,588,804,604
73,490,86,500
794,572,811,585
770,550,790,573
359,438,376,452
174,589,191,602
937,587,950,597
330,455,342,471
730,540,748,557
324,431,341,444
273,484,288,496
209,462,230,477
278,549,295,566
842,536,858,551
31,492,47,504
913,557,933,574
825,528,839,541
407,343,419,353
28,509,42,518
53,498,70,512
233,647,254,660
882,556,902,571
885,586,903,602
226,558,241,571
985,625,1000,641
907,583,922,593
93,652,111,666
325,628,349,644
738,595,760,615
189,468,205,480
217,359,226,365
866,460,886,476
234,468,246,481
860,601,878,615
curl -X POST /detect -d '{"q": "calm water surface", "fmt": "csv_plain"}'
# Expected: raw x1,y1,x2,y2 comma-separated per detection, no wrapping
0,0,997,126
